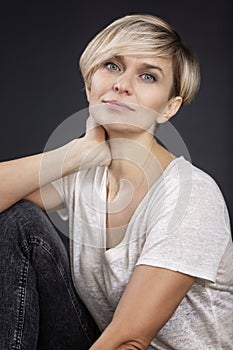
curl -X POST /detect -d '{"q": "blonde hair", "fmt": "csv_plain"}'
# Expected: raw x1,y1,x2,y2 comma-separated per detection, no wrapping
79,14,200,104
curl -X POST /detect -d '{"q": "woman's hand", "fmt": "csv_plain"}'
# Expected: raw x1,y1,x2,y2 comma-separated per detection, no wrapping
84,115,112,168
64,115,111,173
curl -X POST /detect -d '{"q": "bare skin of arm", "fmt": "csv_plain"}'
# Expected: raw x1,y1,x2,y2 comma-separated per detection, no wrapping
0,117,111,213
90,265,196,350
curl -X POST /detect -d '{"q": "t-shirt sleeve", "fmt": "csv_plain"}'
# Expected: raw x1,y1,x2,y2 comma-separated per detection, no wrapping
136,176,231,282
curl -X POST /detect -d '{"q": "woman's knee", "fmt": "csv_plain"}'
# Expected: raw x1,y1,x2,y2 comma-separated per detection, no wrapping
0,199,50,237
0,199,67,259
0,199,45,226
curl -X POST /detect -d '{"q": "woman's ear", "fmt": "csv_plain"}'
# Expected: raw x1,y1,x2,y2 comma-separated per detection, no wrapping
85,83,90,102
157,96,183,124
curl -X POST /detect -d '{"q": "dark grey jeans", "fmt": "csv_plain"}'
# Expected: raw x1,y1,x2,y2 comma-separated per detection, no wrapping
0,199,100,350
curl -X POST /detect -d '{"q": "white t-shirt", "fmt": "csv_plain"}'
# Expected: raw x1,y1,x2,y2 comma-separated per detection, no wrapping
52,156,233,349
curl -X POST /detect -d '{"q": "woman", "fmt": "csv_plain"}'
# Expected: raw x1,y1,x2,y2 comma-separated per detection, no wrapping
0,14,232,350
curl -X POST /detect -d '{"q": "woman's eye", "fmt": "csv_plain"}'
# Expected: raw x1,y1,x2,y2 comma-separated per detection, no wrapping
105,62,120,71
141,73,156,83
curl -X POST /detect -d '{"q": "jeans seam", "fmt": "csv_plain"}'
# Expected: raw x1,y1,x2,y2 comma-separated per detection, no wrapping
59,264,95,344
22,236,95,346
11,257,29,350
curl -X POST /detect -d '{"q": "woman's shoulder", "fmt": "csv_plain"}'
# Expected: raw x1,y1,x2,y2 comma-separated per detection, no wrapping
184,157,226,204
166,156,224,197
154,156,229,221
149,156,231,239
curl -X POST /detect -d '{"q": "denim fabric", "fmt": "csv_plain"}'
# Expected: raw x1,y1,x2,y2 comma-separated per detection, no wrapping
0,200,100,350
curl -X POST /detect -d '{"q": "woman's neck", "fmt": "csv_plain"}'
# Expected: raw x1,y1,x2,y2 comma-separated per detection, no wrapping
108,131,154,175
106,132,174,201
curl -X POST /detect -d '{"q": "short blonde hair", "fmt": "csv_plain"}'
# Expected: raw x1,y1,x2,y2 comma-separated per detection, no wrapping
79,14,200,104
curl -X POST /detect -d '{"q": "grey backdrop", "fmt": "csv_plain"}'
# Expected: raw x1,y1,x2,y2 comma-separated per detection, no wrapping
0,0,232,229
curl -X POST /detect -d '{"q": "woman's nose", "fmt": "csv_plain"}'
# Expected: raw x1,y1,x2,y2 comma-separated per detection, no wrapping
113,74,133,95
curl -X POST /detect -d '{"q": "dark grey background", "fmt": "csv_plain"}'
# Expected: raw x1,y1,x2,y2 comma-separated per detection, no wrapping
0,0,232,228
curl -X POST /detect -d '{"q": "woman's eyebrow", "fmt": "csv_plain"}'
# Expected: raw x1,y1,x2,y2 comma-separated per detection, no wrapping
140,63,165,77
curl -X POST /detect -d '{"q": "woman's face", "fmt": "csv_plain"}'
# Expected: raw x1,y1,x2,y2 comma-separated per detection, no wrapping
86,55,182,136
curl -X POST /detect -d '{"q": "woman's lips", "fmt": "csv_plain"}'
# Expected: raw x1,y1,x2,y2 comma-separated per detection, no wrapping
103,100,135,111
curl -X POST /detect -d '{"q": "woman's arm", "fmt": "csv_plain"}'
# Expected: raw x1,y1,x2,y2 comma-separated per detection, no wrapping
0,118,111,212
24,183,65,212
90,265,196,350
0,144,71,213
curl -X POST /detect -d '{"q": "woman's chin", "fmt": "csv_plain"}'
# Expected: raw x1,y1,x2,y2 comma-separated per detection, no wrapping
89,103,158,136
103,122,155,139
